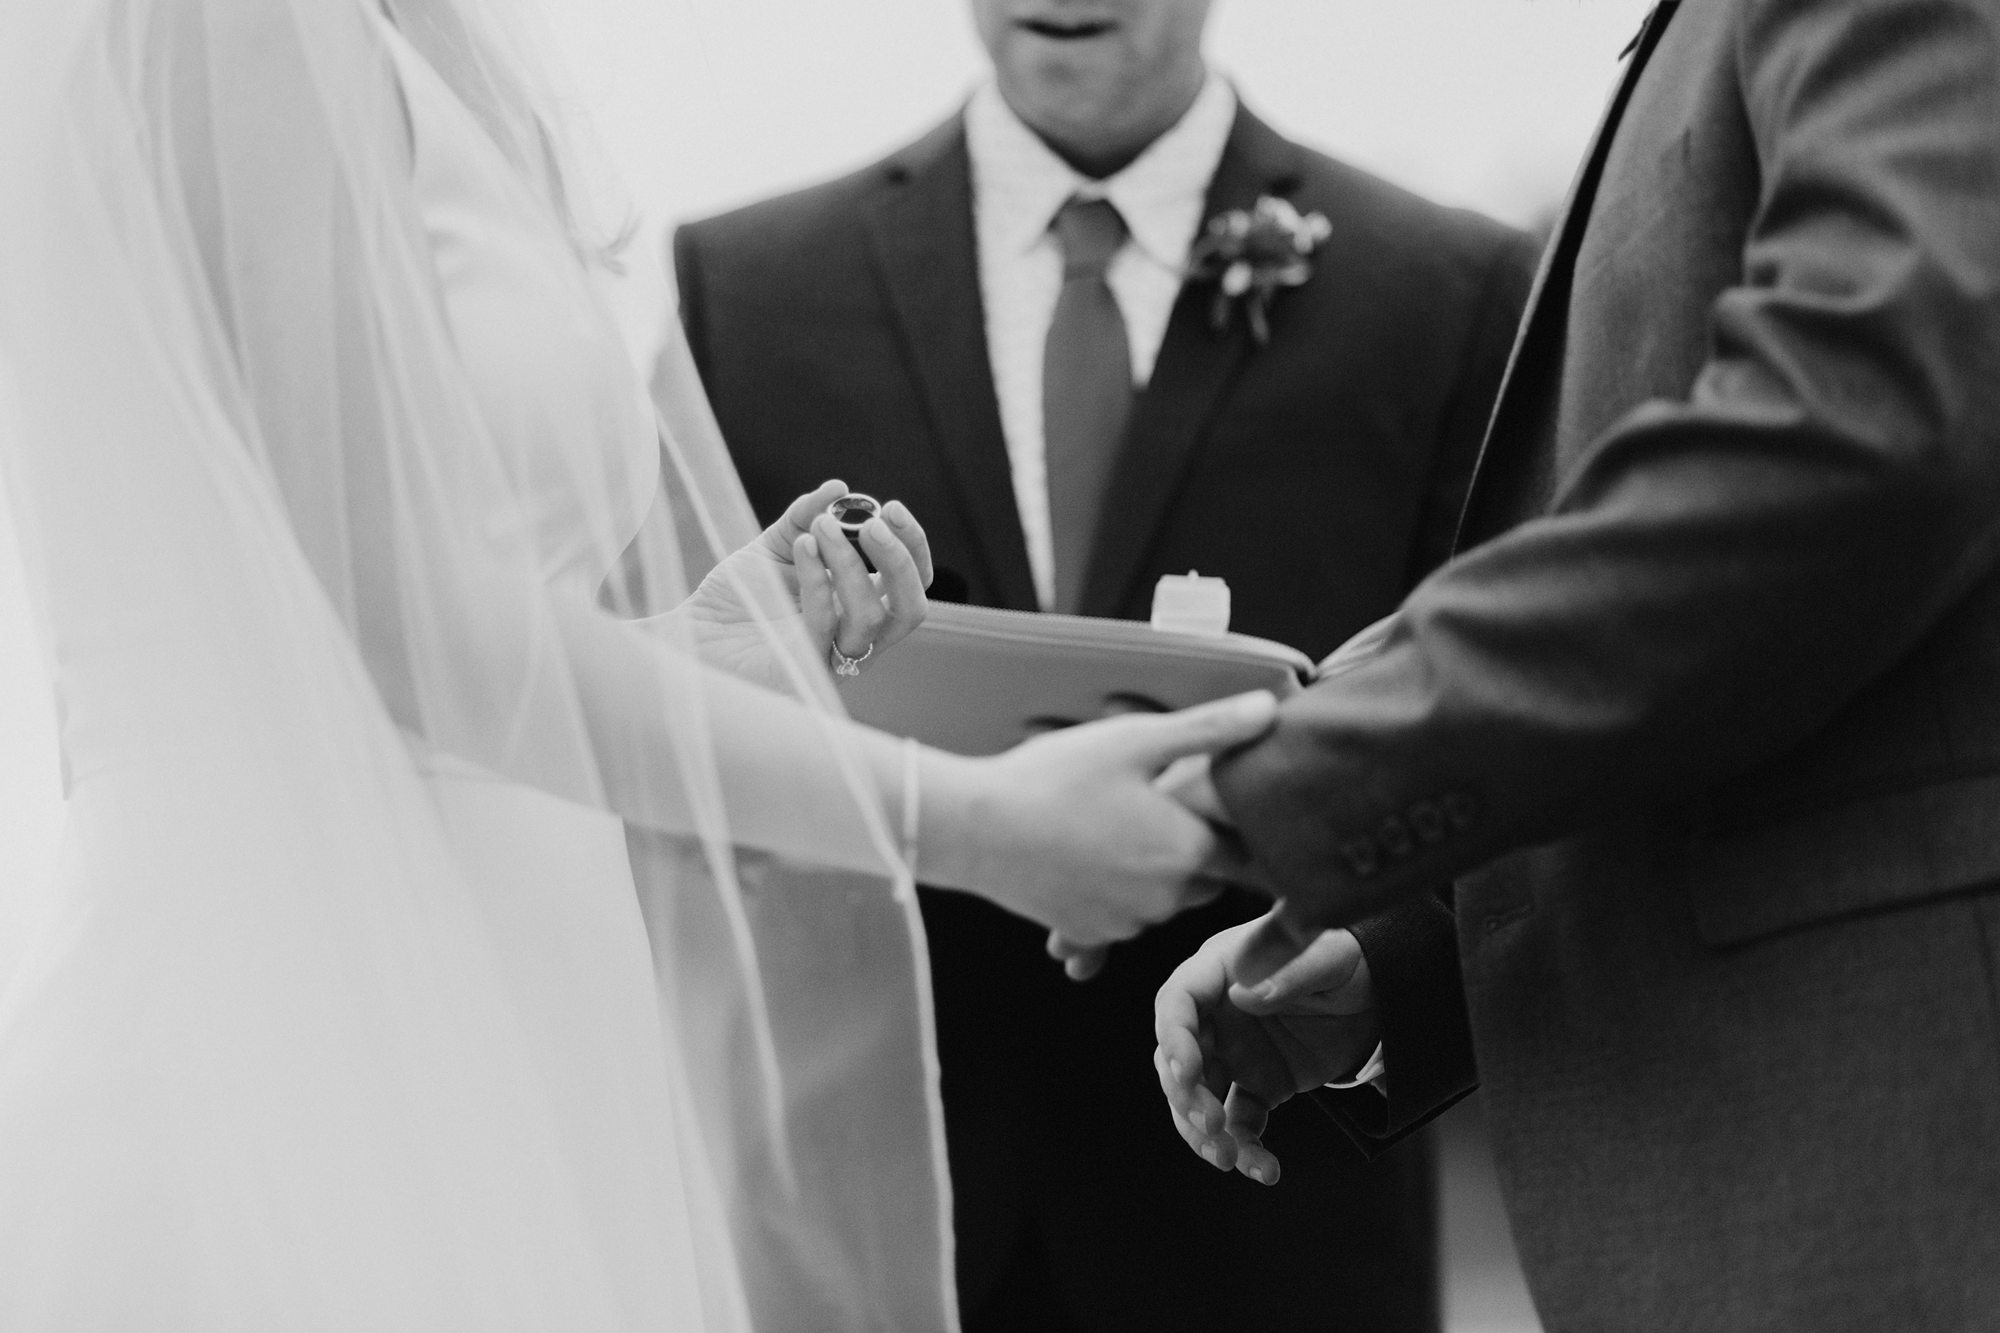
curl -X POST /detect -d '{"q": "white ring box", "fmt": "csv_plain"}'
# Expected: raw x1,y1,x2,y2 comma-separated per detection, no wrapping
1150,571,1232,638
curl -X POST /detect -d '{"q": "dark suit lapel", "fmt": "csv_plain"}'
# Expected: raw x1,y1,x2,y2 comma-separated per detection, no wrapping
1078,107,1304,619
864,117,1040,610
1452,0,1682,552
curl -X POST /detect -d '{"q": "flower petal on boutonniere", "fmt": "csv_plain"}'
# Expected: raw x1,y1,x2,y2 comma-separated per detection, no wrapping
1186,194,1332,347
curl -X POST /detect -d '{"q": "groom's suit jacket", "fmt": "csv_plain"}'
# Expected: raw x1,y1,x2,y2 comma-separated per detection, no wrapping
1230,1,2000,1328
676,105,1532,1332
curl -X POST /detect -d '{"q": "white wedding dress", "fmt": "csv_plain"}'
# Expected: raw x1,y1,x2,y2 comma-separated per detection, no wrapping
0,1,953,1327
377,18,716,1323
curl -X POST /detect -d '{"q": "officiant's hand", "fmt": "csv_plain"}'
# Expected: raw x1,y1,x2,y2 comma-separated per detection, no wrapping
939,691,1279,947
1154,912,1379,1186
677,480,932,689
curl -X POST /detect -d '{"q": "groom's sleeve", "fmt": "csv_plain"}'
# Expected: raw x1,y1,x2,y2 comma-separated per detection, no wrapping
1311,892,1476,1156
1212,0,2000,932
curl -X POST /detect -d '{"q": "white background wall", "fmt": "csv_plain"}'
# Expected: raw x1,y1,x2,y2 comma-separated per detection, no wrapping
0,0,1652,937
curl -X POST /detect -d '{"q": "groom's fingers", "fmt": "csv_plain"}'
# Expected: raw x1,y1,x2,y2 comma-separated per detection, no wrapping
1154,948,1244,1168
1223,1084,1281,1186
1154,964,1213,1121
1227,923,1371,1016
1223,1083,1274,1146
1225,903,1323,994
1152,997,1207,1110
1154,1043,1234,1170
1235,1143,1282,1187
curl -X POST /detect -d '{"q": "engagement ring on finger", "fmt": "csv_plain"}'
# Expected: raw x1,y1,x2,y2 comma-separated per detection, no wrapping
830,641,874,678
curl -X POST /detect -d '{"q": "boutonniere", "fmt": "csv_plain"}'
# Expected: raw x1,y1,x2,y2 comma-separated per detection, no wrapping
1187,195,1333,347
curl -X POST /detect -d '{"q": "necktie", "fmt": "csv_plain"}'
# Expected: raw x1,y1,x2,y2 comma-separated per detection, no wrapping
1043,196,1132,614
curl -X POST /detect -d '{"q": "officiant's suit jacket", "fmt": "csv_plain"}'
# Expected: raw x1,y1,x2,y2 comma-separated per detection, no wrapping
675,105,1532,1332
1230,0,2000,1328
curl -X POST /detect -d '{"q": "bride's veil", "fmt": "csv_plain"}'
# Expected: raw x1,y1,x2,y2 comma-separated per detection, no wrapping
0,0,953,1327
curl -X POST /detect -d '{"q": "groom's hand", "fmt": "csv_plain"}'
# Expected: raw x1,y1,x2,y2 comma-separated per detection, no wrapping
956,692,1278,947
1154,914,1379,1186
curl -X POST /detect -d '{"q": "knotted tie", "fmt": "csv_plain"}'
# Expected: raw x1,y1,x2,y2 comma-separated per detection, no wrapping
1043,195,1132,614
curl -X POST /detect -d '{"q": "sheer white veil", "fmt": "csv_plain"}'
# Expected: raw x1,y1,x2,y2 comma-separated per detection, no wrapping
0,0,953,1326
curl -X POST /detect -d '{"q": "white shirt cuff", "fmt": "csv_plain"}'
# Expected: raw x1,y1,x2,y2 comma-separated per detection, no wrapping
1323,1041,1387,1095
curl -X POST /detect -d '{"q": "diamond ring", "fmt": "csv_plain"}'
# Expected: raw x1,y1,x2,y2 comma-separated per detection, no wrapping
830,641,875,678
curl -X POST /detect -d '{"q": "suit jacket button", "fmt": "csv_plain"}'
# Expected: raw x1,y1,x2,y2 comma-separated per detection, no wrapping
1406,800,1447,845
1376,815,1414,860
1339,836,1381,879
1442,790,1480,830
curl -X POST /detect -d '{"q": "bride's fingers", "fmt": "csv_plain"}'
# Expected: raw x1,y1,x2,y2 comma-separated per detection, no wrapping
766,480,849,557
811,514,886,657
859,516,928,651
881,499,935,588
794,533,837,647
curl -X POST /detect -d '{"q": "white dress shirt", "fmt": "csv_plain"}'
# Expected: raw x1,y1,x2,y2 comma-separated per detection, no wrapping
969,88,1393,1097
965,74,1237,611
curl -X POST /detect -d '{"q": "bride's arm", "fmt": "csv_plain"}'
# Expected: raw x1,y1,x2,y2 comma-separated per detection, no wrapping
550,593,1278,945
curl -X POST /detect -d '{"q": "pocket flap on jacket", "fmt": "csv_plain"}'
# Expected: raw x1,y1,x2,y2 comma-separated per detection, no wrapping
1688,771,2000,947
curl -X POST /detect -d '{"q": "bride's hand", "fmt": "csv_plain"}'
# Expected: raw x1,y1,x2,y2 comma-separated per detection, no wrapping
678,480,932,685
1045,753,1262,982
926,692,1280,947
790,484,933,670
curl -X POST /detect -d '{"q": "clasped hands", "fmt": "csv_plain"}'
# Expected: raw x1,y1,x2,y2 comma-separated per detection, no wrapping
1051,751,1384,1189
1020,702,1384,1191
684,482,1281,951
965,709,1386,1191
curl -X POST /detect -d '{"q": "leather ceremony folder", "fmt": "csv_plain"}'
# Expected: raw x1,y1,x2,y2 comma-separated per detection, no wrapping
838,601,1313,756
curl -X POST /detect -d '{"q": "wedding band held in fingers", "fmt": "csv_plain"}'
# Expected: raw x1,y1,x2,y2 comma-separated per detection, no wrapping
825,492,882,672
826,492,882,571
813,489,932,676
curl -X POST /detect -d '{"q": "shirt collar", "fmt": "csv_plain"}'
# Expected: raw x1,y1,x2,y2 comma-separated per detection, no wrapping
966,72,1238,272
